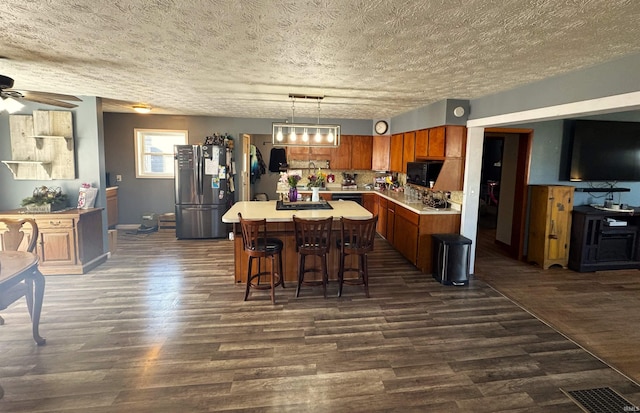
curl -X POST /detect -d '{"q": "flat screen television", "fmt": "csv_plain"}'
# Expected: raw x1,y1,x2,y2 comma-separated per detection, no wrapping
566,119,640,181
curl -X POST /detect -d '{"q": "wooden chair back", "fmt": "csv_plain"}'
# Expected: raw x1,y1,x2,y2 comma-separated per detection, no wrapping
340,215,378,255
293,216,333,255
0,218,39,252
238,213,268,257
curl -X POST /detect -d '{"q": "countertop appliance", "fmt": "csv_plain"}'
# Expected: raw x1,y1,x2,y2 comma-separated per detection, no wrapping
406,161,443,188
174,144,232,239
342,172,357,190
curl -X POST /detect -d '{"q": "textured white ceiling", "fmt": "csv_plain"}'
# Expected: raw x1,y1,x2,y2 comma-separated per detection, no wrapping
1,0,639,119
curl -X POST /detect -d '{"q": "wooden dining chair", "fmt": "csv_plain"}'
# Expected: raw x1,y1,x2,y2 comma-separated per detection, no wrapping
0,218,39,327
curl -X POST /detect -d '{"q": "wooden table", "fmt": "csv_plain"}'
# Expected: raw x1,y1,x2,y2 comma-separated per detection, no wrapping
0,251,46,345
222,201,373,283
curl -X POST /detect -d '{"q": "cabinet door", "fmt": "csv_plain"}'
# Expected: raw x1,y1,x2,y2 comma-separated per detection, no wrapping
331,135,352,169
377,197,388,236
363,193,377,215
310,146,332,158
389,133,404,173
287,146,310,160
428,127,446,157
394,205,419,264
386,203,396,244
402,132,415,171
444,126,465,158
38,220,77,266
351,135,372,170
372,135,390,171
414,129,429,158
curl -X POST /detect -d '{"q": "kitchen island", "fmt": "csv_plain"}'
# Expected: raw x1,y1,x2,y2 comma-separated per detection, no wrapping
222,200,372,284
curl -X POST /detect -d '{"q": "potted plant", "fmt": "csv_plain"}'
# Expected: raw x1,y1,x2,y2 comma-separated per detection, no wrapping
21,186,68,212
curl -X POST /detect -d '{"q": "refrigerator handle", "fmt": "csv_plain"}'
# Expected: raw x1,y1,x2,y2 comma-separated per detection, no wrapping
196,145,203,198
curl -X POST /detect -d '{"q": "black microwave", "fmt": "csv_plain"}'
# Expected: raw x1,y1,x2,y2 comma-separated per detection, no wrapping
406,161,443,187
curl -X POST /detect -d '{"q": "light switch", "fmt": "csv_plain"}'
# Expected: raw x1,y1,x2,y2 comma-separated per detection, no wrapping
116,175,122,182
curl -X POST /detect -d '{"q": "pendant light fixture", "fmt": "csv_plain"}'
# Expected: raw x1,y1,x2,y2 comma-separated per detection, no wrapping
272,94,340,147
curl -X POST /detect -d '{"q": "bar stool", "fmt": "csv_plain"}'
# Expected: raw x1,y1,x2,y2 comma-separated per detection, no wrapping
337,215,378,297
292,215,333,298
238,213,285,304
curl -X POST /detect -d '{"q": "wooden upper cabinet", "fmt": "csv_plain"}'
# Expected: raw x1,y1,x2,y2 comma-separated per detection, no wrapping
444,125,466,158
389,133,403,172
310,146,333,157
414,129,429,158
428,127,446,157
372,135,391,171
331,135,352,169
286,146,310,160
402,131,415,170
351,135,372,170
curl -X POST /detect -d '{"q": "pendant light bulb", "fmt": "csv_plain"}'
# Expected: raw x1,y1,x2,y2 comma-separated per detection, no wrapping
314,129,322,142
302,128,309,142
289,127,297,142
276,127,283,142
327,130,334,143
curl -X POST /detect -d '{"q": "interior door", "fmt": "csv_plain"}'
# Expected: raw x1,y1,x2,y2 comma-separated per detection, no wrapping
242,134,251,201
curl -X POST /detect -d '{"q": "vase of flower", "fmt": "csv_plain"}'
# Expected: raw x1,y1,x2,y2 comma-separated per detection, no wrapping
288,187,298,202
280,172,301,202
311,186,320,202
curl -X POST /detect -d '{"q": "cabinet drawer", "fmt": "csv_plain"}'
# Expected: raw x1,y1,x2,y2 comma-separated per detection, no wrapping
395,204,419,226
37,218,75,229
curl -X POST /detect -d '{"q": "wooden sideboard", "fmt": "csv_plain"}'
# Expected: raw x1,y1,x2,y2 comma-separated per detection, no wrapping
0,208,108,275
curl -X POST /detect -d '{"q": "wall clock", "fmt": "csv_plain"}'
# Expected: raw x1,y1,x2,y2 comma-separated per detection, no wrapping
374,120,388,135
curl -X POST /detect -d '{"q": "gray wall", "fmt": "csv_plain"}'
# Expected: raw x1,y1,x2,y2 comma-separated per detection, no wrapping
103,113,372,224
0,96,109,252
469,53,640,120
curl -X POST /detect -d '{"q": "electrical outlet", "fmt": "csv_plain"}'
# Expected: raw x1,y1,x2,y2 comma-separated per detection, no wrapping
116,175,122,182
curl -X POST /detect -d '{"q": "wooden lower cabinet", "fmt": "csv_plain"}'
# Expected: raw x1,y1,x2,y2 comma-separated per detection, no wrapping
393,205,419,265
416,213,461,273
0,208,108,275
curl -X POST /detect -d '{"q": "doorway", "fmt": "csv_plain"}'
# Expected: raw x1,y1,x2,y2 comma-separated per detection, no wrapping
477,128,533,261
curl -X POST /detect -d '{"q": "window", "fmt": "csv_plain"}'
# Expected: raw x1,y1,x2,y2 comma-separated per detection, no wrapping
134,129,188,178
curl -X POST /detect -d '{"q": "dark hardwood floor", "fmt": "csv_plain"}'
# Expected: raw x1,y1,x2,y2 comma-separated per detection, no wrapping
1,228,639,412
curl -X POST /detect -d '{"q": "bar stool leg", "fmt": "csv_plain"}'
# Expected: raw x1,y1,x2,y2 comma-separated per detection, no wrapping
362,254,370,298
244,257,254,301
270,255,276,304
296,255,305,297
321,254,328,298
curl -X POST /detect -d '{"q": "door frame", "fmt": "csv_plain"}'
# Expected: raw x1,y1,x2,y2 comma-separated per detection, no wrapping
484,127,532,261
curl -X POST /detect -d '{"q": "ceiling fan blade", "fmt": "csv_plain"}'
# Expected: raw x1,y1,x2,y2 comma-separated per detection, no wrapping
22,95,78,108
20,90,82,102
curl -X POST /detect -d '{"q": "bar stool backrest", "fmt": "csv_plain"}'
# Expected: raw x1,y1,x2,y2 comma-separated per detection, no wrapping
238,213,268,256
340,216,378,254
293,216,333,254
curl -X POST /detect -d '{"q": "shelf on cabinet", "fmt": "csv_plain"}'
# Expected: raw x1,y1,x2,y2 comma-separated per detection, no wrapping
1,160,53,180
30,135,72,140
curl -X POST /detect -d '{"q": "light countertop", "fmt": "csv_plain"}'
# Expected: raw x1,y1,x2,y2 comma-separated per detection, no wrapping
222,200,373,223
277,187,461,215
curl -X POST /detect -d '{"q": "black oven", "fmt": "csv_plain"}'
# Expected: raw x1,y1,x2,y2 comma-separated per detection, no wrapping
332,193,363,205
406,161,444,187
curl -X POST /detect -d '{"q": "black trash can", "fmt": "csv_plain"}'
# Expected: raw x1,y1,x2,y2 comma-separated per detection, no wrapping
431,234,472,286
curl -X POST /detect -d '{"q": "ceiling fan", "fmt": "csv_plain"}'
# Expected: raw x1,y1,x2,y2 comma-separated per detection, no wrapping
0,74,82,111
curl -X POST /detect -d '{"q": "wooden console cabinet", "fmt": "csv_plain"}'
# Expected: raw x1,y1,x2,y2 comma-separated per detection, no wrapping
569,206,640,272
527,185,574,269
0,208,108,275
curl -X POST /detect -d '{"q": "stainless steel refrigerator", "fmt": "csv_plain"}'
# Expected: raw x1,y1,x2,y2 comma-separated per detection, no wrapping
174,144,231,239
